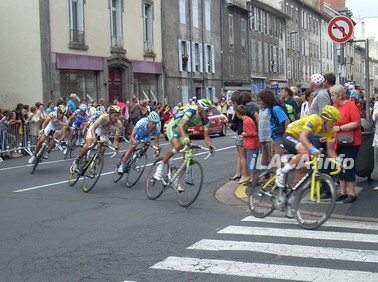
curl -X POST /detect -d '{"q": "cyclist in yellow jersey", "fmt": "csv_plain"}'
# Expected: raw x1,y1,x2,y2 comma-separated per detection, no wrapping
276,105,342,190
71,105,122,172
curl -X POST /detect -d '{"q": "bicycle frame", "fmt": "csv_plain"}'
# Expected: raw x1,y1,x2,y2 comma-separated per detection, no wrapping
165,149,193,188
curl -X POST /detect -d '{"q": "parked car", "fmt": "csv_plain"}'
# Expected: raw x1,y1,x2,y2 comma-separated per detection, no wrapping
163,108,228,139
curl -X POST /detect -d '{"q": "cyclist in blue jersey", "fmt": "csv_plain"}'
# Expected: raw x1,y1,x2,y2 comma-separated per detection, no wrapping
117,111,161,173
67,104,90,144
153,99,215,181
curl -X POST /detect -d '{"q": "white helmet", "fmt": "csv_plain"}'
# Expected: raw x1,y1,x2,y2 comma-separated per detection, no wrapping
79,104,87,111
147,111,160,123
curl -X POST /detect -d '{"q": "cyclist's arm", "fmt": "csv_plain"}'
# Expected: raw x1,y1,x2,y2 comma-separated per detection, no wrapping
298,129,316,153
130,129,138,144
60,125,69,141
40,117,50,132
326,141,338,159
204,129,212,147
178,118,189,140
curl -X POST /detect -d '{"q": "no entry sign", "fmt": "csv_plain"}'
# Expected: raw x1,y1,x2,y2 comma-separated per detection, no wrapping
327,16,354,43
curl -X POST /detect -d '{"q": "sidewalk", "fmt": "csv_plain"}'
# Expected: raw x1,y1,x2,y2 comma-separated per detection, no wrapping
215,166,378,222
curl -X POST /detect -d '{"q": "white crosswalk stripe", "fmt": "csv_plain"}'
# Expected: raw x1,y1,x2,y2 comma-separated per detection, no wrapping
150,216,378,281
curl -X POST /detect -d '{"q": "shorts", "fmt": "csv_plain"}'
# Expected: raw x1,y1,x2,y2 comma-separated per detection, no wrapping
86,127,108,143
282,132,300,154
236,134,243,146
135,134,151,145
72,120,84,129
44,124,62,136
167,123,187,145
246,148,259,173
337,145,359,182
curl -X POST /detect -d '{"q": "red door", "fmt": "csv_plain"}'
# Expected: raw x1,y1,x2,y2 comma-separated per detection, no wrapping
109,69,122,102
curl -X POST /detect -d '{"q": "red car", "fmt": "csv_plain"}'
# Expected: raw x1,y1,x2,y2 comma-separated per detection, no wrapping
163,108,228,139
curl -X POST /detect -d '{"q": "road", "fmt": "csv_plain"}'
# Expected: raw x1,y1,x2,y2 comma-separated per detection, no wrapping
1,132,377,281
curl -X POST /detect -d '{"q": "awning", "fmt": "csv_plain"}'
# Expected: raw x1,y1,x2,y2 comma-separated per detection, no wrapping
132,60,163,74
56,53,104,71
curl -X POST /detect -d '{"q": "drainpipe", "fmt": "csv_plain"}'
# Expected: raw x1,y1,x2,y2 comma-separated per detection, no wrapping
189,0,194,97
220,1,224,94
161,1,167,104
47,0,53,100
201,0,206,95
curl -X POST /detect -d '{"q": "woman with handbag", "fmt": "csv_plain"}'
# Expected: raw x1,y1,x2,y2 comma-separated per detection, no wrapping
331,84,362,203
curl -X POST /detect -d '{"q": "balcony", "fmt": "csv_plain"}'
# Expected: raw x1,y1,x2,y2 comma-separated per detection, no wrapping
69,29,88,50
111,35,124,48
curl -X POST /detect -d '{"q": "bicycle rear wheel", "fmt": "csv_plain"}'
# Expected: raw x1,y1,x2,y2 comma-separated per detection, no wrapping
113,152,126,183
294,174,336,230
82,154,104,193
126,152,147,188
176,160,203,207
145,158,165,200
247,168,278,218
64,132,78,160
68,157,86,186
31,144,46,174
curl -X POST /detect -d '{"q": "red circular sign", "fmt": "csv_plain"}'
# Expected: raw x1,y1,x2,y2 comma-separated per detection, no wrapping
327,16,354,43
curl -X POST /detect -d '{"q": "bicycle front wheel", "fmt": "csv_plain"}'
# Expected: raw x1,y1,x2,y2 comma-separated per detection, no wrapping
113,152,126,183
247,168,278,218
31,144,46,174
176,161,203,207
145,158,165,200
82,154,104,193
126,152,147,188
293,174,336,230
68,157,86,187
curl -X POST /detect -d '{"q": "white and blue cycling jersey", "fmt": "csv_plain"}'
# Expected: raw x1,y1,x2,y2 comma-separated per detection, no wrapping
134,117,161,142
72,109,90,128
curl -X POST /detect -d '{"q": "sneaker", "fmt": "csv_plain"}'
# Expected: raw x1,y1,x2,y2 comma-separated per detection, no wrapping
117,164,124,173
28,155,36,164
275,169,286,188
177,183,185,193
336,193,348,201
43,152,50,159
153,163,164,181
343,195,357,204
374,186,378,191
285,206,294,218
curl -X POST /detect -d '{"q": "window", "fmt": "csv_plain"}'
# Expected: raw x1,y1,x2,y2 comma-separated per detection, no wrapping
178,40,191,72
241,19,246,49
204,44,215,73
192,0,199,28
143,2,154,53
69,0,85,45
179,0,186,24
264,42,269,73
206,87,216,101
60,71,97,101
181,86,189,105
110,0,123,48
192,42,203,73
229,50,234,77
205,0,211,31
228,14,234,46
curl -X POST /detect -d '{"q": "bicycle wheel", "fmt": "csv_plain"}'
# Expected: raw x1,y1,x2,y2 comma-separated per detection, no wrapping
293,174,336,230
68,157,86,187
145,158,165,200
82,154,104,193
176,160,203,207
126,151,147,188
31,144,46,174
64,132,78,160
247,168,278,218
113,152,126,183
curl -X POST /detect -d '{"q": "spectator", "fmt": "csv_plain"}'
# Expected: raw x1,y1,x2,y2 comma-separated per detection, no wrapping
300,89,315,118
46,100,55,114
67,93,78,115
129,97,140,126
257,97,272,171
236,105,259,182
89,101,98,116
331,84,362,203
227,101,234,122
281,87,300,119
172,102,182,115
26,106,40,147
97,98,106,114
220,96,228,116
139,100,149,118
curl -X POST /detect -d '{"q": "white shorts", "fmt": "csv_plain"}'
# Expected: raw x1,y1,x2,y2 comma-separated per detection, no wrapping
44,124,62,136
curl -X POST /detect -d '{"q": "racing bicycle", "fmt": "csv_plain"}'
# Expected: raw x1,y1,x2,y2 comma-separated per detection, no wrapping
247,155,342,229
145,143,212,207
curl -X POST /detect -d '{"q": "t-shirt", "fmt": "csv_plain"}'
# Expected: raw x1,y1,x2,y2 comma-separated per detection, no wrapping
310,88,331,116
269,105,289,141
333,101,362,146
286,114,334,143
242,117,259,149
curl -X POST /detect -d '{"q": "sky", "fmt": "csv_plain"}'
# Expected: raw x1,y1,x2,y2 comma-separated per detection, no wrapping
346,0,378,18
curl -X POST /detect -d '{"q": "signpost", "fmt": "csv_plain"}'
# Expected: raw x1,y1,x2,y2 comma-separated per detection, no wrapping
327,16,354,43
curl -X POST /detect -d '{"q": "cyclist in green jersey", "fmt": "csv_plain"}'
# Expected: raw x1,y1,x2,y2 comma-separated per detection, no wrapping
153,99,216,181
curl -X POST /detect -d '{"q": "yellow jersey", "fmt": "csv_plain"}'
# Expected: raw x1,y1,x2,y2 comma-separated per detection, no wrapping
286,114,334,142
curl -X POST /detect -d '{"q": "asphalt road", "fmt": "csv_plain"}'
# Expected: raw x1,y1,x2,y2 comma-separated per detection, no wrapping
1,132,377,281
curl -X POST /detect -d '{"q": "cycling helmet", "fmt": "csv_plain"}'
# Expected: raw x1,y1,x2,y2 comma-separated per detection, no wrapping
79,104,87,111
310,74,325,85
57,105,66,113
108,105,121,114
147,111,160,123
321,105,340,122
197,99,213,110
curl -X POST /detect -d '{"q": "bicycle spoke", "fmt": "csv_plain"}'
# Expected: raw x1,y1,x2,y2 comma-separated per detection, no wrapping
294,174,336,230
113,152,126,183
31,144,47,174
247,168,277,218
176,161,203,207
145,158,165,200
82,154,104,192
68,157,85,186
126,152,147,188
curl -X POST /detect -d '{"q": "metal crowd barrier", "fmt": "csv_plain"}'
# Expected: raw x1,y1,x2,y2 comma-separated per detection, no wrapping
0,121,41,162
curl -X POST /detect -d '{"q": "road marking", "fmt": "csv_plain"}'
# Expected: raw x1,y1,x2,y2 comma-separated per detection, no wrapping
12,145,235,192
235,183,248,198
242,216,378,230
188,239,378,263
151,256,378,281
218,225,378,243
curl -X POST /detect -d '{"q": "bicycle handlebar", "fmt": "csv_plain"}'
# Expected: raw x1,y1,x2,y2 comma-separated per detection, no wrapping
180,143,213,160
306,156,342,175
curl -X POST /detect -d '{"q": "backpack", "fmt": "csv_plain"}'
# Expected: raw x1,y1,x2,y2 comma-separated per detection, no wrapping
283,103,297,122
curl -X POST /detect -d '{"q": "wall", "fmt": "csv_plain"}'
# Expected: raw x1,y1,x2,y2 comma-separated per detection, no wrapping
0,1,43,108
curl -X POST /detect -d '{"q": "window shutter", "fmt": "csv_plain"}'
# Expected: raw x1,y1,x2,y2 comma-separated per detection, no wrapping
191,42,196,72
187,41,192,72
199,43,203,73
211,45,215,73
178,40,183,72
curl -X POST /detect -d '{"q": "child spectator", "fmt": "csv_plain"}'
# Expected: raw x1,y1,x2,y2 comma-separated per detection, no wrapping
236,105,260,182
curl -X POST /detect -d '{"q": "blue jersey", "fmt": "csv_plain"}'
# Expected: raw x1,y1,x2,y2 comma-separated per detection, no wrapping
134,117,161,139
72,109,89,128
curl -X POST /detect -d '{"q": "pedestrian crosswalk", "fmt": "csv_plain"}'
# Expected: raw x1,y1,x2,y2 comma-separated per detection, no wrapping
150,216,378,281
